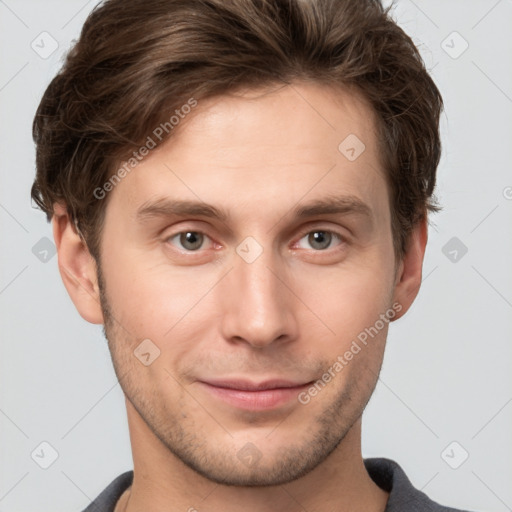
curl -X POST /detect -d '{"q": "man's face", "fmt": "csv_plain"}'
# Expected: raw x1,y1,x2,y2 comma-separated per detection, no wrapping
97,82,400,485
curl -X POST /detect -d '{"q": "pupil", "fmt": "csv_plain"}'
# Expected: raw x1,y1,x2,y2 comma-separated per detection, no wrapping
181,232,202,250
309,231,331,250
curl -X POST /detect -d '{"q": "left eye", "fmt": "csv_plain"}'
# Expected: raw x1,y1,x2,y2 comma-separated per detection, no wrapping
168,231,209,251
296,230,342,251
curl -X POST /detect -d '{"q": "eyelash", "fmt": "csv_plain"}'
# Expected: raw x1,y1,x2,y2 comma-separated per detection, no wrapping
293,229,345,251
166,231,215,252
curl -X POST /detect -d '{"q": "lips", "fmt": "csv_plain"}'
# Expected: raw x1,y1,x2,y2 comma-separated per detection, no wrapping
201,379,309,391
197,378,313,410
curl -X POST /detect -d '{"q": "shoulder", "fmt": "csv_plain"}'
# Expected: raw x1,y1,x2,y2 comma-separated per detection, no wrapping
81,470,133,512
364,457,476,512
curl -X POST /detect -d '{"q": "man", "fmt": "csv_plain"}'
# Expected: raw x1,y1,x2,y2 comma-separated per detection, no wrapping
31,0,473,510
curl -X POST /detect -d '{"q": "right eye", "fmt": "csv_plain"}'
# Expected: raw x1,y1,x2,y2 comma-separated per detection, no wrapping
167,231,211,251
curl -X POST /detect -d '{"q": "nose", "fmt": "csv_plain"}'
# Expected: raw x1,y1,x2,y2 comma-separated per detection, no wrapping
219,247,299,349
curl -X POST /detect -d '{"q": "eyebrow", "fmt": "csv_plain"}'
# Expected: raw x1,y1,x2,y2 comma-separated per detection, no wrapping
136,198,229,223
135,195,372,224
294,195,372,220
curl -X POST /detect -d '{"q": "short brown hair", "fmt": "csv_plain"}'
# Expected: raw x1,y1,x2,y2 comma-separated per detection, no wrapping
31,0,443,262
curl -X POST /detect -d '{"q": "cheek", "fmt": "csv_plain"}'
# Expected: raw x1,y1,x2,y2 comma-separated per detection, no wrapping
102,252,221,346
295,259,396,341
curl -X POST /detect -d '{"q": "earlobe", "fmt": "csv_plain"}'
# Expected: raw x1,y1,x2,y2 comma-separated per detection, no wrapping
391,216,428,321
52,203,104,324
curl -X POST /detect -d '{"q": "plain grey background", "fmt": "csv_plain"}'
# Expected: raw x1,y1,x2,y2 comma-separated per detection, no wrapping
1,0,511,511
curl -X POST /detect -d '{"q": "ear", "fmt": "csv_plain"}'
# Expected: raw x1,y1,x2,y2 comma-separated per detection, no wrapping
391,216,428,321
52,203,104,324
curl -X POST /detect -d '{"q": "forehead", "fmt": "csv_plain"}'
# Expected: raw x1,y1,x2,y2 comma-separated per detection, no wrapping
108,81,387,218
167,82,380,166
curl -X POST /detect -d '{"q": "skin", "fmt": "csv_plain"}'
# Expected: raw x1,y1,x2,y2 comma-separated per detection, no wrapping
52,81,427,512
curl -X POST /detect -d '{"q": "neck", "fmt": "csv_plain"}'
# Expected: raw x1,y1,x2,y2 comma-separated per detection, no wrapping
121,399,388,512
